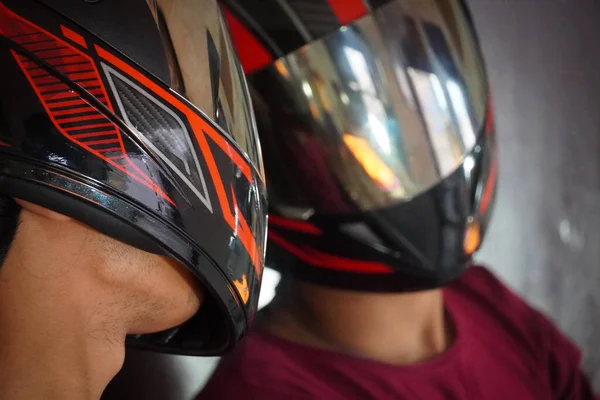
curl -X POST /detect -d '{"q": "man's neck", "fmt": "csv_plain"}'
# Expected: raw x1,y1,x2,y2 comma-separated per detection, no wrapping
0,244,126,399
261,280,452,365
0,270,125,399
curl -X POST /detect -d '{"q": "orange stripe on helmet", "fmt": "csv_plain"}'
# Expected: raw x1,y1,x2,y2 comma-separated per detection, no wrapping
95,45,262,276
233,275,250,305
201,122,253,182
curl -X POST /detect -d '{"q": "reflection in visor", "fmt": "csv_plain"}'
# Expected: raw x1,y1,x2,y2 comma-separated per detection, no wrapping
249,0,489,214
408,68,468,175
145,0,263,176
343,134,404,195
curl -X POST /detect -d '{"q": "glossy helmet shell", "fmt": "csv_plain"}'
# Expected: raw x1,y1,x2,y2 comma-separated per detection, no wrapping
0,0,267,354
223,0,497,291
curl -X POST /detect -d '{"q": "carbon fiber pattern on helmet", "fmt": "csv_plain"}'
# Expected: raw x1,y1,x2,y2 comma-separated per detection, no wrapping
113,80,183,149
104,65,213,213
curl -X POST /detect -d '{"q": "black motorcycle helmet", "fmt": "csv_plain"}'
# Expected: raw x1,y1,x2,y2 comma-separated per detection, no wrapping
223,0,497,292
0,0,267,355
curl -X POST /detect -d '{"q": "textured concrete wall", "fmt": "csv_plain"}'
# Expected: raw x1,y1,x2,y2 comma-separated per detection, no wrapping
470,0,600,390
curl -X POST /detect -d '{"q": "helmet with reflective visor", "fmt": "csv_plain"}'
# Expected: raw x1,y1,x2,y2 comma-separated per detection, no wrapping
223,0,496,291
0,0,267,355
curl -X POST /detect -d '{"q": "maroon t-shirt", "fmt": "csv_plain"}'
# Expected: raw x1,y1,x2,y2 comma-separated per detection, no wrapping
198,267,598,399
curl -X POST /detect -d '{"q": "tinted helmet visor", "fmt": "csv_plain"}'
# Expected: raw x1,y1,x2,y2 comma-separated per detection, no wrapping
229,0,496,290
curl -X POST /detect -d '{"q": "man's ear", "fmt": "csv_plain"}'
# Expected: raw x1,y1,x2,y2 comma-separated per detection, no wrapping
14,199,71,222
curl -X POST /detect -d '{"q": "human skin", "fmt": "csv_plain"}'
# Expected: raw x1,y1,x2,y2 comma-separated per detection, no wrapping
0,200,203,400
260,277,452,365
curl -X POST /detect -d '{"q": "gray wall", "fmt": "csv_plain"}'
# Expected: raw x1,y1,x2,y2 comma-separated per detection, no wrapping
470,0,600,390
103,1,600,398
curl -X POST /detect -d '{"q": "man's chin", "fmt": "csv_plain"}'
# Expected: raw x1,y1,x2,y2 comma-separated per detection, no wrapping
129,298,202,335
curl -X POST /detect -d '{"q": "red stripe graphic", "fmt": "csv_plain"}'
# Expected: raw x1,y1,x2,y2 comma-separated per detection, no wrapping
0,3,174,206
52,105,95,116
33,74,60,85
269,215,322,235
38,82,69,93
97,147,123,153
65,122,113,132
71,130,116,139
24,41,65,52
0,141,9,147
479,96,496,215
21,54,86,68
485,96,494,135
479,156,497,215
221,6,273,74
67,71,97,80
325,0,367,25
47,98,89,109
269,231,393,274
60,25,87,49
54,113,104,124
83,138,120,146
